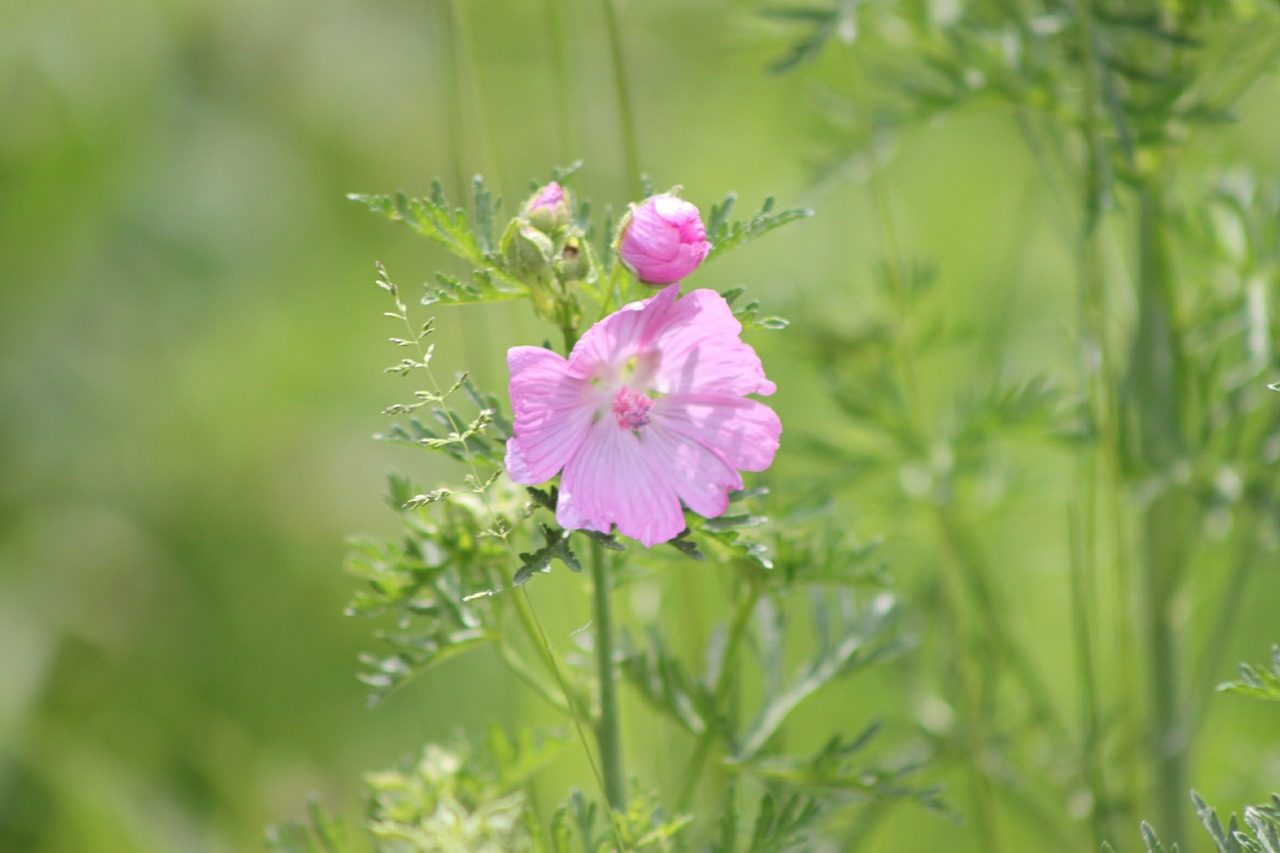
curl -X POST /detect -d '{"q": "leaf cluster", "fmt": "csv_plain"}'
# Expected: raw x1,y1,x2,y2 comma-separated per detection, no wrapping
760,0,1280,219
1218,645,1280,701
1106,792,1280,853
345,473,523,705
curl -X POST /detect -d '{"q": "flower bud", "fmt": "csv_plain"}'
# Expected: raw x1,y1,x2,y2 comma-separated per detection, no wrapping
616,194,711,285
524,181,572,234
502,220,558,317
556,234,590,282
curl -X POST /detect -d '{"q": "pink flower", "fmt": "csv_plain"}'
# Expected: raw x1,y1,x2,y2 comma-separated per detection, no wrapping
505,285,781,547
617,194,712,285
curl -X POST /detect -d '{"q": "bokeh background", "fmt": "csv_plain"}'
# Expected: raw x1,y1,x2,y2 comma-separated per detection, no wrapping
3,0,1278,850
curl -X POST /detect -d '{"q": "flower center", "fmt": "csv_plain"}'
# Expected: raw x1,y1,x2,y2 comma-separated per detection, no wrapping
611,387,653,431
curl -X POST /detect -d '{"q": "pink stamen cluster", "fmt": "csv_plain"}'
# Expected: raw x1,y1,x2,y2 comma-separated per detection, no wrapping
612,387,654,430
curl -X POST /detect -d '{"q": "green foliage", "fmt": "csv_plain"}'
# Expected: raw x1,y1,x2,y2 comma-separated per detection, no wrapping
762,0,1280,221
720,287,789,332
704,194,813,265
759,3,859,74
1218,645,1280,702
1127,792,1280,853
547,786,692,853
269,731,563,853
744,791,823,853
735,589,906,760
267,799,352,853
344,475,513,705
513,524,584,586
350,180,527,305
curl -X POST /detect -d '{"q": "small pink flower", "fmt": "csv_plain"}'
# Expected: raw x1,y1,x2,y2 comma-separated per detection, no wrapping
505,285,781,547
617,194,712,285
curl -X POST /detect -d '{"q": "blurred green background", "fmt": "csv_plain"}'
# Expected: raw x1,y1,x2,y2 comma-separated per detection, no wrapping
3,0,1279,850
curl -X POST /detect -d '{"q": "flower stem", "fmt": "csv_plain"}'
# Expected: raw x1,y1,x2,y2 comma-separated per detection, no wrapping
676,578,761,811
591,539,626,811
543,0,576,161
598,0,642,198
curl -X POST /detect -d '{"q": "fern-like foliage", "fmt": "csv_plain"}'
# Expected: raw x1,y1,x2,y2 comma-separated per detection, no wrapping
350,178,526,305
704,193,812,264
1121,792,1280,853
346,473,525,705
1218,645,1280,702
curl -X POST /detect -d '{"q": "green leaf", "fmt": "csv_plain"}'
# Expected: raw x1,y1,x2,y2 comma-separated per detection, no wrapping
760,2,856,74
1140,820,1176,853
619,628,714,736
349,182,528,305
1218,645,1280,702
704,194,813,263
265,797,349,853
1194,789,1239,853
737,590,905,759
748,792,822,853
512,525,582,586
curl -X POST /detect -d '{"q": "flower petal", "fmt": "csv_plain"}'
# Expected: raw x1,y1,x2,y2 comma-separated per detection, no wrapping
654,393,782,474
649,289,776,397
557,420,686,547
639,419,742,520
566,285,681,381
505,346,599,484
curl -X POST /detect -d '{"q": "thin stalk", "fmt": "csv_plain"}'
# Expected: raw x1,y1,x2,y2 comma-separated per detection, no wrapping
1133,181,1190,846
1069,0,1142,824
384,279,620,840
676,579,761,811
436,0,468,200
934,504,1068,739
1192,511,1260,727
932,510,1006,853
543,0,577,161
1068,499,1111,850
842,47,1013,852
447,0,508,193
591,539,626,811
598,0,642,198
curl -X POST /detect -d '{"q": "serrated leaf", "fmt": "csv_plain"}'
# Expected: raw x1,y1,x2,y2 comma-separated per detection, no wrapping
705,195,813,263
512,525,582,586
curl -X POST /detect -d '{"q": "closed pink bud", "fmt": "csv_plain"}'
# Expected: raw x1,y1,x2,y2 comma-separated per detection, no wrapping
616,194,711,285
529,182,565,212
525,182,571,233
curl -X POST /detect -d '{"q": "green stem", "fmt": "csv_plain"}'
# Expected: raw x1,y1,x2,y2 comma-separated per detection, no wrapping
1192,510,1260,726
591,540,626,811
1067,500,1111,850
599,0,642,198
932,506,1006,853
543,0,576,161
1132,181,1190,846
448,0,508,193
437,0,468,200
676,579,761,810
